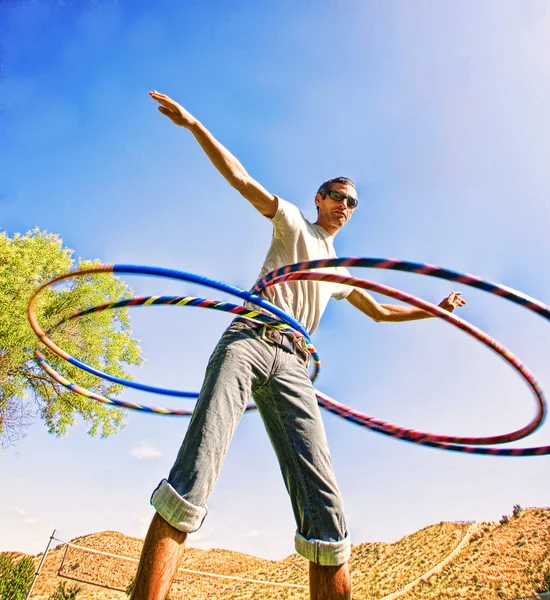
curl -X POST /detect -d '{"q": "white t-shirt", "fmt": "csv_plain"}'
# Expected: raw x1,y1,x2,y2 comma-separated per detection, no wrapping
247,198,352,334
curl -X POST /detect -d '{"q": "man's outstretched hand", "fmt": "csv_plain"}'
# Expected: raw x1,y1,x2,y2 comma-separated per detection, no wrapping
149,91,197,128
438,291,466,313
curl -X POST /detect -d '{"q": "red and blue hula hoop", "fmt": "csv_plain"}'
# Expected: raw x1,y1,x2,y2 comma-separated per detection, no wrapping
255,259,550,456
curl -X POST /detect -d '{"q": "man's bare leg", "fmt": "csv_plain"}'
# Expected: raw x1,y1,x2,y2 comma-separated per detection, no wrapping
309,561,351,600
130,512,187,600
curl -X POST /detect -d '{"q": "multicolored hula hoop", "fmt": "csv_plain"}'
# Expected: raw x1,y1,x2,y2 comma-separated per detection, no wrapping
27,266,319,414
34,295,318,415
28,259,550,456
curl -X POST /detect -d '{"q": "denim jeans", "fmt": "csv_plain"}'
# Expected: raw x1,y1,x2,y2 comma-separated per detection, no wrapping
151,320,351,566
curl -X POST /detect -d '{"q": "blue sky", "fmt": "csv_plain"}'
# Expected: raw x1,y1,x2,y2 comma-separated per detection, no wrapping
2,0,550,560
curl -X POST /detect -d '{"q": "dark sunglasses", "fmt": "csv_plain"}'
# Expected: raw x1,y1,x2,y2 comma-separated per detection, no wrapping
325,189,359,209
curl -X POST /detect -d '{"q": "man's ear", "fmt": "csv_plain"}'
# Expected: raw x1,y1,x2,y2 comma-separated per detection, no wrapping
314,193,322,208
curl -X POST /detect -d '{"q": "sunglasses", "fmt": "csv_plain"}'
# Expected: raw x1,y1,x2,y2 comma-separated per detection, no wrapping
325,189,359,209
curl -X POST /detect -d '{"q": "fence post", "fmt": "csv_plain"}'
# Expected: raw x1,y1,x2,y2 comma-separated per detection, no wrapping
24,528,56,600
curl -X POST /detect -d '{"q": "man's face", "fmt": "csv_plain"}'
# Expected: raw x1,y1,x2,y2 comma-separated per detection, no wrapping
315,183,358,231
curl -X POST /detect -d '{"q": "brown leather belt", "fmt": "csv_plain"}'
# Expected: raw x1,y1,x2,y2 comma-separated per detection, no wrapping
232,318,310,364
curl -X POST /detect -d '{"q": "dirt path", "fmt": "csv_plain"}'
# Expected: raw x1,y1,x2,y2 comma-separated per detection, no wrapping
379,522,482,600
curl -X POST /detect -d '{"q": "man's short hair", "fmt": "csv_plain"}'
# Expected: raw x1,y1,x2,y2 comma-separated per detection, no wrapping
316,177,357,197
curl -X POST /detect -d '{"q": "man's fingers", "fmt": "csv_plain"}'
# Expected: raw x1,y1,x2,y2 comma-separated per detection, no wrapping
454,292,466,305
450,291,466,306
150,91,171,103
157,106,179,122
150,91,175,109
158,105,176,117
153,96,172,109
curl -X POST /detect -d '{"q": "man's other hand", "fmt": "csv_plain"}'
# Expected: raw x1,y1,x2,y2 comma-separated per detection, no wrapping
438,291,466,313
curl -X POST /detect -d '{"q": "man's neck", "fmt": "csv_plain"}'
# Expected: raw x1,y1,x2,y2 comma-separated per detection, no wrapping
314,218,340,237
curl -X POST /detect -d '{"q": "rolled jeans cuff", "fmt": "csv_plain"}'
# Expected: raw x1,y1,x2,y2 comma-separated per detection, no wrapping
151,479,208,534
294,531,351,566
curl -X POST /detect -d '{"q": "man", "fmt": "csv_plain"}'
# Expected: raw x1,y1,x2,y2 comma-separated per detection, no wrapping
130,91,466,600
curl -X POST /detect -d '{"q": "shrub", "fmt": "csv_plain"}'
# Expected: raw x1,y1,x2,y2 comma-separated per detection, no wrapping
0,554,35,600
512,504,522,518
48,581,82,599
537,568,550,593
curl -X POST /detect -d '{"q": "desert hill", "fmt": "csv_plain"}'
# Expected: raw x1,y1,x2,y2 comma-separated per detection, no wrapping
8,506,550,599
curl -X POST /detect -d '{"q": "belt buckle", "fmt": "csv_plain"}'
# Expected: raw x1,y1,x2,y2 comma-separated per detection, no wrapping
262,326,310,366
261,325,276,342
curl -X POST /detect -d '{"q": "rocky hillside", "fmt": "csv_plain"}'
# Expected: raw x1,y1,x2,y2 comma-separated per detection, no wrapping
9,507,550,599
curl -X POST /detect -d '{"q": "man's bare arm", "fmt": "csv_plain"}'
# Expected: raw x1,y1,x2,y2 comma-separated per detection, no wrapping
150,91,278,218
347,288,465,322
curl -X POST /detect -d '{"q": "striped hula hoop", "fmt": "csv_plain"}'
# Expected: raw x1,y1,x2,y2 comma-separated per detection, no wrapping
254,258,550,455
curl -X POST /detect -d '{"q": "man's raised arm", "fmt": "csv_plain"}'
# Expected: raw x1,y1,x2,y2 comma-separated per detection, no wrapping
150,90,278,218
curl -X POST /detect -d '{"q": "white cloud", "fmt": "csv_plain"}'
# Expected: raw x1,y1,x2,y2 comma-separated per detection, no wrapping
130,443,162,460
10,508,38,527
242,529,261,539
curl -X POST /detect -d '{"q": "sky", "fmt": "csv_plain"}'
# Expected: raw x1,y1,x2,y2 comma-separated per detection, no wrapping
1,0,550,562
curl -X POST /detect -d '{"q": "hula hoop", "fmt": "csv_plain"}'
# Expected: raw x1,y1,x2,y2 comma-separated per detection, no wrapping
255,259,550,456
57,294,318,386
27,266,320,408
33,294,319,415
255,270,545,444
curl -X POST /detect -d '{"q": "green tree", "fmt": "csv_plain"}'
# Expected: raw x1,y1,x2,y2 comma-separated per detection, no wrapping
0,554,35,600
0,229,142,446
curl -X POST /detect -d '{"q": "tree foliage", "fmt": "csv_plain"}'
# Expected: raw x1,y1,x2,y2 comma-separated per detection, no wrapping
0,554,35,600
0,229,142,446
